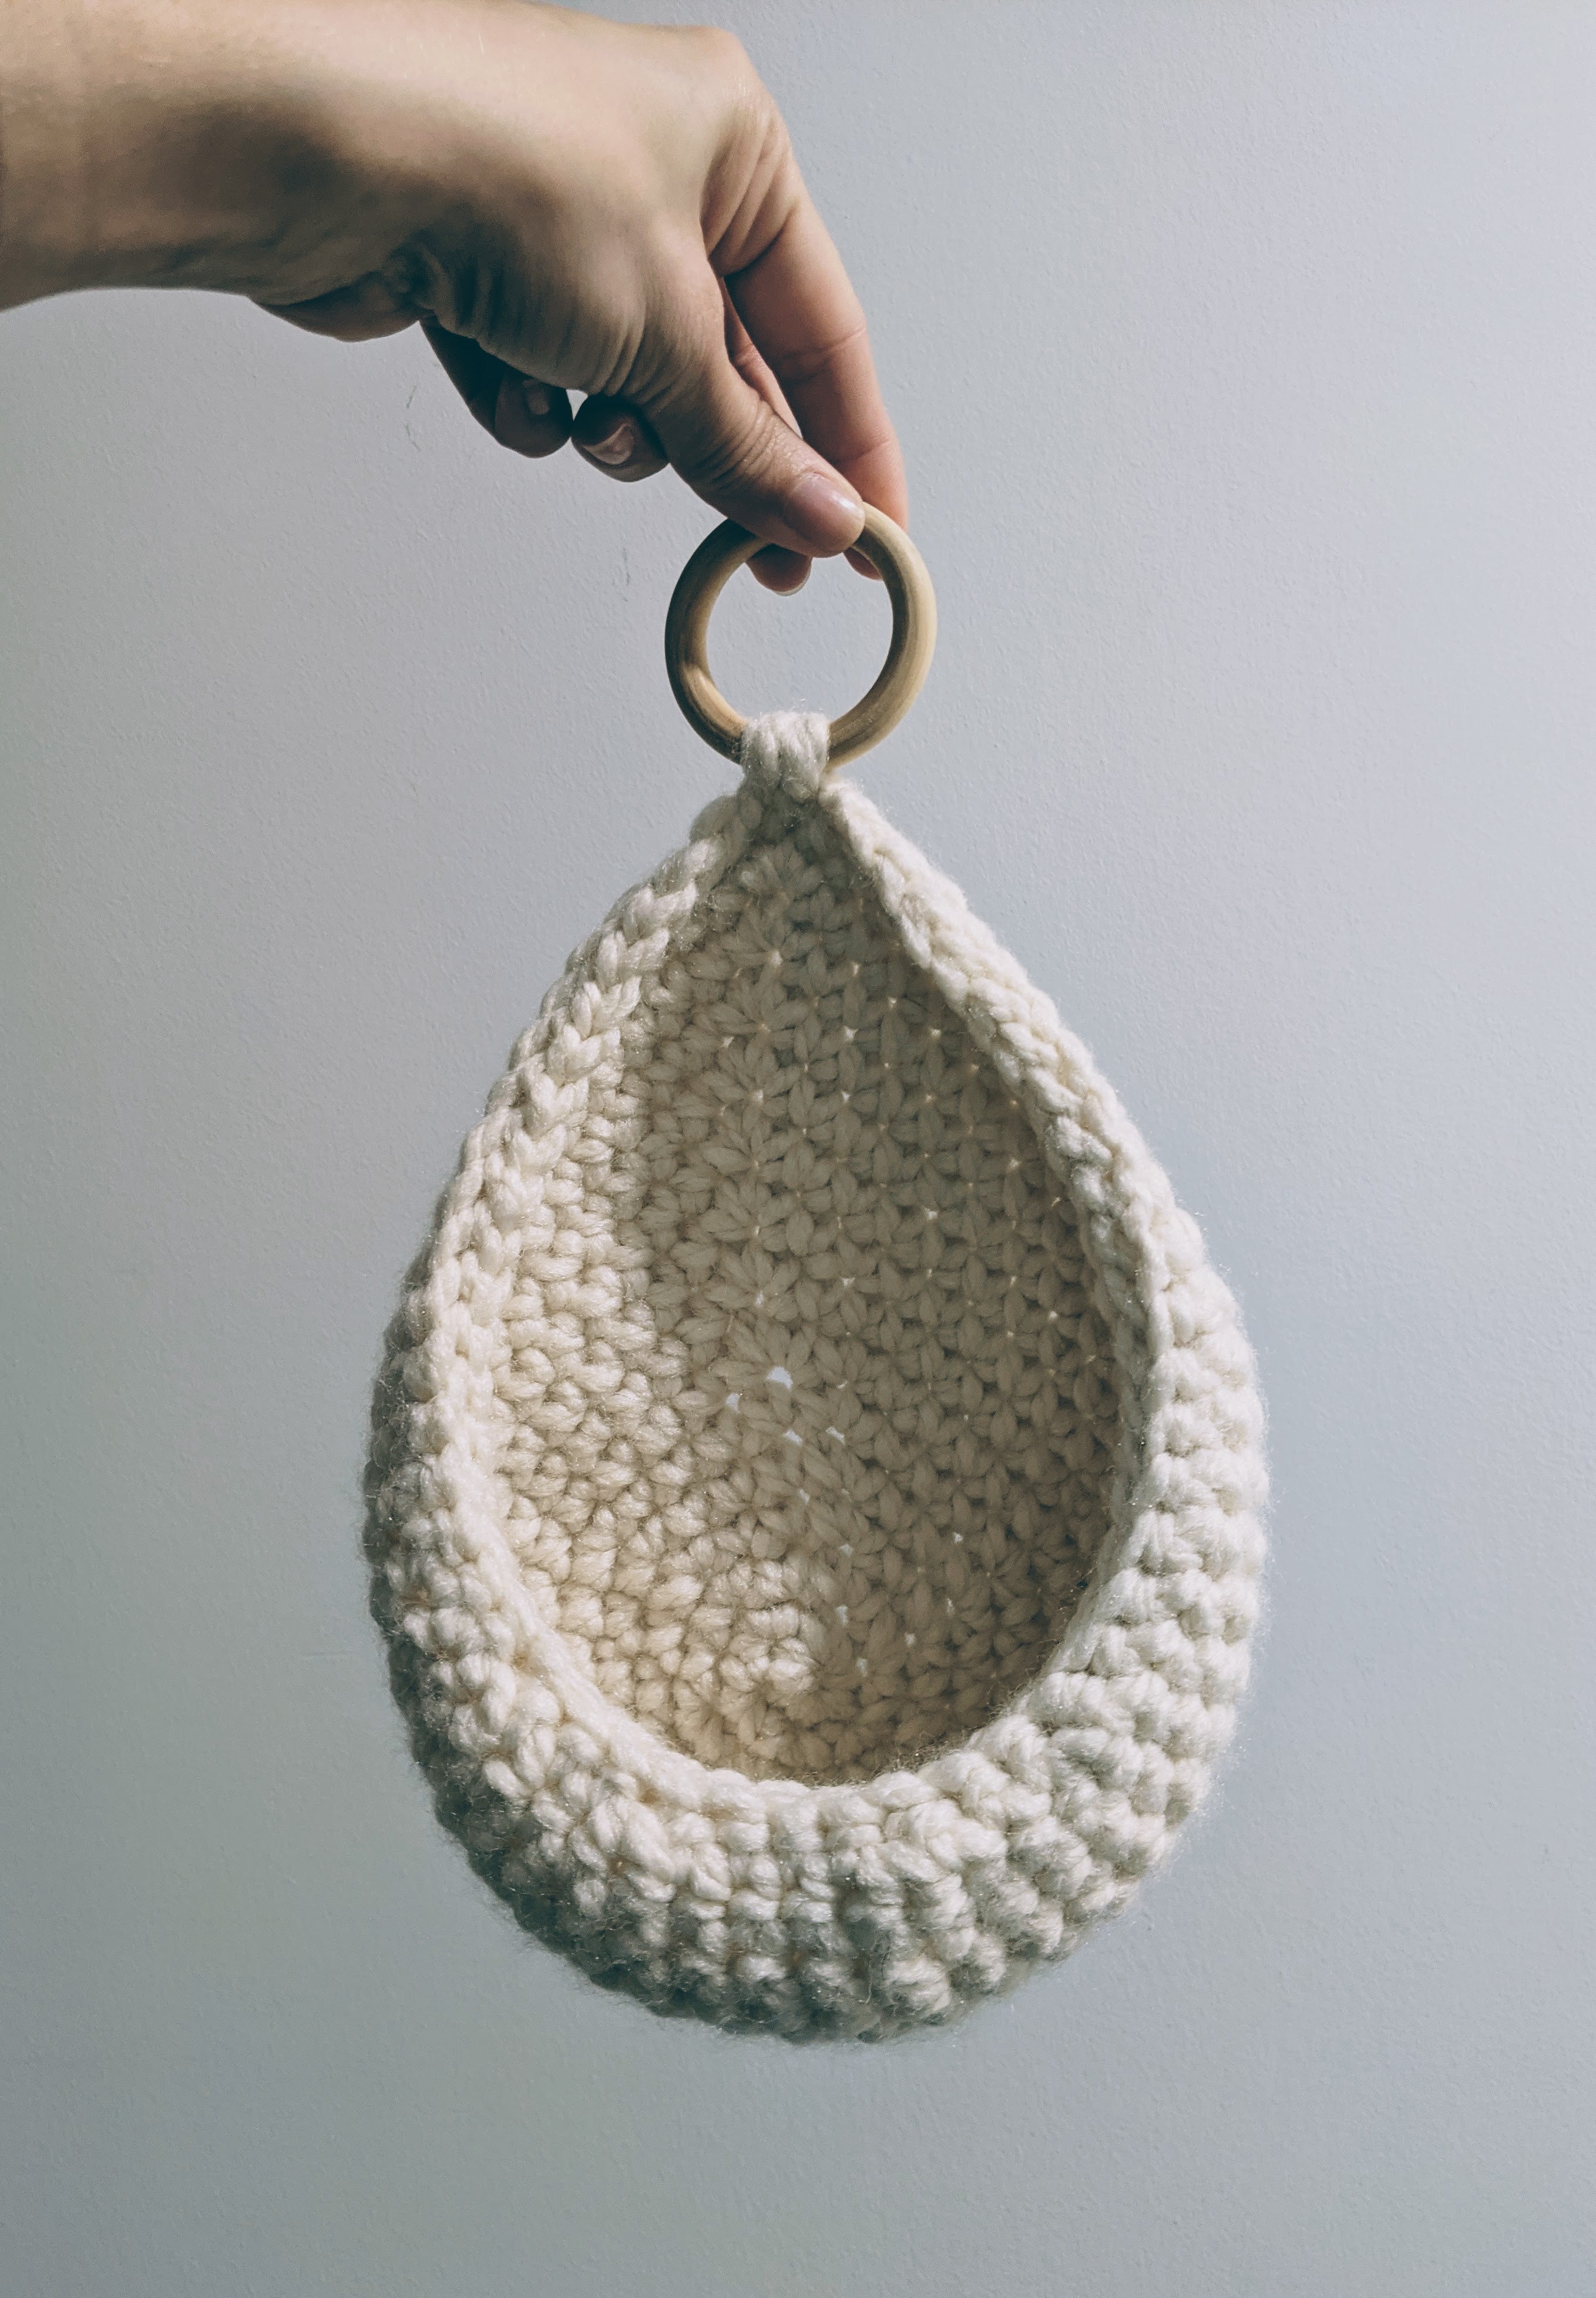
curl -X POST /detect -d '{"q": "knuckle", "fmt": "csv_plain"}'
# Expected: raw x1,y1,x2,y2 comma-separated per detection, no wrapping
688,406,795,504
770,320,870,392
677,24,753,79
678,25,781,148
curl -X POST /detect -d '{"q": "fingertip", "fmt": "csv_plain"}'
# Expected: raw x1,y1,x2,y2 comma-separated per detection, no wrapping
783,468,865,556
493,373,573,458
748,545,811,594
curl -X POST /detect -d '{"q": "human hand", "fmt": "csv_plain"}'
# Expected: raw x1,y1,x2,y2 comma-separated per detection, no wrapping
0,1,905,591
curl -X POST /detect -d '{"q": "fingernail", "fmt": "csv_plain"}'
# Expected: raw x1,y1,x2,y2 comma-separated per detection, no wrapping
583,420,640,468
785,469,864,553
519,377,554,421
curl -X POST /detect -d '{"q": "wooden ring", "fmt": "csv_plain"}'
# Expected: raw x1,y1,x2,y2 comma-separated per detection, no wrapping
664,505,937,768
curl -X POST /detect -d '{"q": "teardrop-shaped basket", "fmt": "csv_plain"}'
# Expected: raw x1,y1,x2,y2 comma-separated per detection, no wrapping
365,510,1266,2039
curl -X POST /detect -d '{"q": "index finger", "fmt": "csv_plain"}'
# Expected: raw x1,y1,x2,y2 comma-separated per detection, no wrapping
720,184,907,528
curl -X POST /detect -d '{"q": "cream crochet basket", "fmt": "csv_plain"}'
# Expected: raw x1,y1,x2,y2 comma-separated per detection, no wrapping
364,511,1266,2039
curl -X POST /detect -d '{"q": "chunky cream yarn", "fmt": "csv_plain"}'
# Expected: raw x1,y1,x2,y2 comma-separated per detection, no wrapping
364,712,1266,2038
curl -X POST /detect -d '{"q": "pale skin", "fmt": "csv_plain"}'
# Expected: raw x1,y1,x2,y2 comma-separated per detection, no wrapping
0,0,906,590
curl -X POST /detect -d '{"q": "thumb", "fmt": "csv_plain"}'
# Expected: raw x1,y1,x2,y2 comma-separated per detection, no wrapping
639,316,865,558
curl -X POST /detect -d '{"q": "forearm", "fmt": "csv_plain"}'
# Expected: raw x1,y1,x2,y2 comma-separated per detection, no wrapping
0,0,405,310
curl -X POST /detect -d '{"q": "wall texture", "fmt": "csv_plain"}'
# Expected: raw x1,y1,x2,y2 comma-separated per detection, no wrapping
3,6,1592,2292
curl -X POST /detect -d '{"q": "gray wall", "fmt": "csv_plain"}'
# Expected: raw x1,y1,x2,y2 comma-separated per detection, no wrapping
3,5,1592,2291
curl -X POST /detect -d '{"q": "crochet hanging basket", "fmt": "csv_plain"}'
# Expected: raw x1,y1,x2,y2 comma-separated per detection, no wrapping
364,509,1267,2041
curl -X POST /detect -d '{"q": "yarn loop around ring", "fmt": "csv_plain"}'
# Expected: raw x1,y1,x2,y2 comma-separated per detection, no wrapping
739,707,830,801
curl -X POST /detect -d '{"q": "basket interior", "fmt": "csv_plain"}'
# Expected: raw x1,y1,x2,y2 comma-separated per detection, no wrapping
496,804,1121,1785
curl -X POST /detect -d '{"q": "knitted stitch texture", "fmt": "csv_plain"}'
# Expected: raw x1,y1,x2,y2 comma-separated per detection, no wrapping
364,712,1267,2039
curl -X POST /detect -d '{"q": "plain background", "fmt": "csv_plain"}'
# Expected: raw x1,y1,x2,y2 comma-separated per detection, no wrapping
4,5,1594,2292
